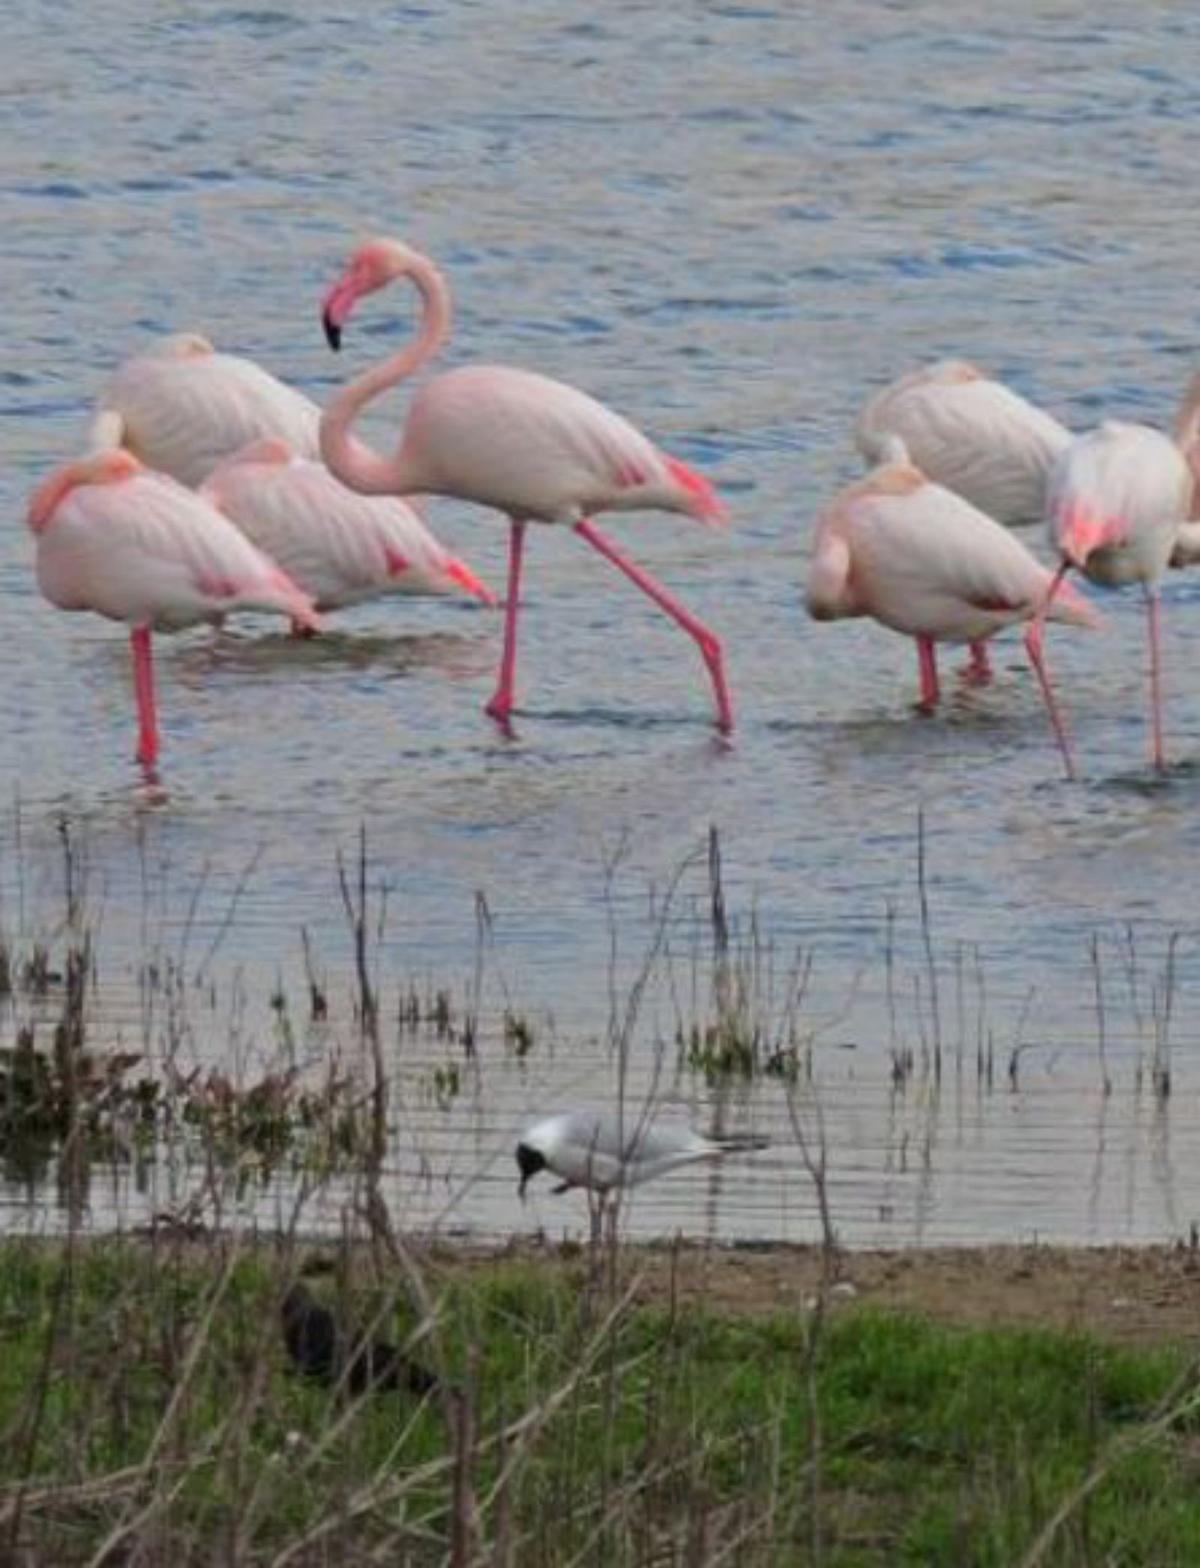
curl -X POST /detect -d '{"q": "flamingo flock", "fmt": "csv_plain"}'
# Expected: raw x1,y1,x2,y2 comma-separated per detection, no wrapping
27,235,1200,780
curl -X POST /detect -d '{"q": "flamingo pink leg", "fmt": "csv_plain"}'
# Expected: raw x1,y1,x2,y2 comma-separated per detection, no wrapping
914,636,939,713
485,519,527,726
1024,561,1076,781
130,625,159,769
960,640,993,686
1147,589,1165,773
573,518,733,733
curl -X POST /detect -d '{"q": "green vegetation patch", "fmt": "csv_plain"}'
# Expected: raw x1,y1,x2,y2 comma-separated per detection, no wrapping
0,1240,1196,1564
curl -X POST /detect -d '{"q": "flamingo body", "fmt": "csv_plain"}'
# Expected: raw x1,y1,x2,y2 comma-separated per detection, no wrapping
200,438,495,612
1045,420,1192,772
318,236,731,730
809,460,1098,642
1171,373,1200,522
1046,421,1190,586
808,453,1098,774
28,450,318,770
856,360,1071,525
87,334,322,488
397,364,723,526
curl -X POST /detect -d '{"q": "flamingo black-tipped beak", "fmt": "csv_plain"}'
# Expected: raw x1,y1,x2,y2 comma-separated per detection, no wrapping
322,311,342,352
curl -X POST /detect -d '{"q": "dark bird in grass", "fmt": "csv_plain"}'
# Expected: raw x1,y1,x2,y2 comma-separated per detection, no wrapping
280,1278,439,1400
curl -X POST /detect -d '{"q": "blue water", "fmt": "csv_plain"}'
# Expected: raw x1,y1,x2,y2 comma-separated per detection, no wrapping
4,0,1200,1246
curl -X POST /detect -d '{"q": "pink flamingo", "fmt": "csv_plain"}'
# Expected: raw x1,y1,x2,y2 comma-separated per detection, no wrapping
807,442,1100,777
28,449,320,771
200,438,495,622
857,360,1072,525
317,237,732,732
857,361,1073,690
87,333,323,488
1042,421,1193,773
1171,373,1200,526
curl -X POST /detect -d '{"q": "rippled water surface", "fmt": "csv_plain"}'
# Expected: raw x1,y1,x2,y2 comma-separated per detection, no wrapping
5,0,1200,1247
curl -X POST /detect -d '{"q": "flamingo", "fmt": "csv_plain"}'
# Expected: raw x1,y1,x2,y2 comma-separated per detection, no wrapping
1042,421,1193,773
199,438,495,622
1171,372,1200,527
806,443,1100,777
856,360,1072,526
317,237,733,732
86,333,323,488
28,449,320,772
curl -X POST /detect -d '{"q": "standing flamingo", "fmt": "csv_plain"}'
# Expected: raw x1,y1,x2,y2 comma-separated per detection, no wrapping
200,438,495,620
87,333,323,487
856,360,1072,526
1171,372,1200,524
1042,421,1192,772
317,237,732,732
28,449,320,771
806,443,1100,777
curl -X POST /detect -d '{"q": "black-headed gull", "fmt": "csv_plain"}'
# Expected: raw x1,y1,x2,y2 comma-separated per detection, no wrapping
515,1112,768,1197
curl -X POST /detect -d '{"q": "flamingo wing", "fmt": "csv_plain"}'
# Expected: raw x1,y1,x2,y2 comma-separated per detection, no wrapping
37,469,316,629
403,364,723,525
89,343,322,488
857,361,1071,525
817,470,1097,640
202,450,492,609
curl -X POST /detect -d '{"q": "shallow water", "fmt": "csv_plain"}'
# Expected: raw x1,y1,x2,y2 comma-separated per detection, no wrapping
4,0,1200,1247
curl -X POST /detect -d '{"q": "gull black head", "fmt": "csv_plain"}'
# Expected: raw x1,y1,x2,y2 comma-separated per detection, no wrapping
515,1141,546,1199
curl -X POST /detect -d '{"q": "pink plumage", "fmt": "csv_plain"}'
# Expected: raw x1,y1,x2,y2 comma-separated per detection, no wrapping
29,449,319,772
1046,420,1193,771
856,360,1071,526
200,438,495,613
86,333,322,488
808,447,1099,776
318,236,732,731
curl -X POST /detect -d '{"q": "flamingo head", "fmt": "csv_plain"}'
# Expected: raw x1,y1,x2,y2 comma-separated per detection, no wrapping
321,238,417,351
152,332,216,361
1056,505,1119,570
27,449,142,533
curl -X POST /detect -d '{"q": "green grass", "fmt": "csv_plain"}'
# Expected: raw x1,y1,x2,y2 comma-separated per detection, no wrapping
0,1240,1197,1563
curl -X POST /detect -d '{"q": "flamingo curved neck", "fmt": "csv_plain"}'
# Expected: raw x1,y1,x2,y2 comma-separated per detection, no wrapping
319,255,451,498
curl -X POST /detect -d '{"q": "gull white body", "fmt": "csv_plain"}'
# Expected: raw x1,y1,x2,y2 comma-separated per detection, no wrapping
517,1111,767,1194
856,360,1071,526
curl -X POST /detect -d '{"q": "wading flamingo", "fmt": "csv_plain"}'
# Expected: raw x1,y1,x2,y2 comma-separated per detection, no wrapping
1042,421,1192,773
28,450,320,772
806,443,1100,777
1171,373,1200,529
317,237,732,732
856,360,1072,526
200,438,495,622
87,333,323,488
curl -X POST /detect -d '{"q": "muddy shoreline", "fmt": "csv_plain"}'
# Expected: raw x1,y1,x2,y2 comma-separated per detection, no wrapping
339,1235,1200,1347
